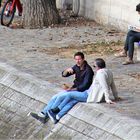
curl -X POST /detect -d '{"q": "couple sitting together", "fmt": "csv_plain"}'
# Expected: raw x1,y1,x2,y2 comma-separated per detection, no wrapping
30,52,121,124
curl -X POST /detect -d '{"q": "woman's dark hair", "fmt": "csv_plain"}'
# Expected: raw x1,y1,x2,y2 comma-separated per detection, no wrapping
136,3,140,12
95,58,106,68
74,52,85,59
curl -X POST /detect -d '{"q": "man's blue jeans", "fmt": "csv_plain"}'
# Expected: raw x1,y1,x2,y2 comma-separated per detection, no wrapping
57,90,88,110
124,30,140,59
42,90,78,119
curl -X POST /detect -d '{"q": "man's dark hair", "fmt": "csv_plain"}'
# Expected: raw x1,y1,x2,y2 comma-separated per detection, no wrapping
74,52,85,59
95,58,106,68
136,3,140,12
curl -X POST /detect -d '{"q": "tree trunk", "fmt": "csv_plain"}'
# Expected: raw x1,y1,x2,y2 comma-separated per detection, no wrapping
22,0,61,28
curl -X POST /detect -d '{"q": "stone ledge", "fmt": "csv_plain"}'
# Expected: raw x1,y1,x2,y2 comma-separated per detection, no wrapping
0,62,140,140
46,102,140,140
0,62,61,104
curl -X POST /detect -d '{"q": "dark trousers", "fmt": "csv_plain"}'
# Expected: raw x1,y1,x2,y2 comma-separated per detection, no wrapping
124,30,140,59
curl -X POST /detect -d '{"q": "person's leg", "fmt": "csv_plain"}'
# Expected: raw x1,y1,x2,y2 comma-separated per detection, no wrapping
115,30,134,57
30,90,67,123
56,99,78,120
58,90,88,110
128,36,136,60
42,90,67,115
123,32,140,65
50,91,69,109
124,30,135,51
47,91,87,124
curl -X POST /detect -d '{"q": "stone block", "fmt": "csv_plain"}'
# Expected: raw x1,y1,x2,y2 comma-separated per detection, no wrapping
10,77,31,93
102,117,120,133
121,126,140,140
91,113,111,128
0,121,14,136
0,84,8,98
61,115,89,133
0,97,12,109
69,104,103,124
87,126,105,140
46,123,89,140
0,133,9,139
10,90,26,103
60,114,104,140
113,121,135,139
16,105,31,117
2,88,15,98
0,73,18,87
0,96,7,106
0,69,7,81
0,107,15,123
7,101,21,113
98,132,121,140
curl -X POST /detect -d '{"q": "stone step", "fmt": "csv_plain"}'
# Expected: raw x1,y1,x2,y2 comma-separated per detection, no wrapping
0,62,140,140
46,103,140,140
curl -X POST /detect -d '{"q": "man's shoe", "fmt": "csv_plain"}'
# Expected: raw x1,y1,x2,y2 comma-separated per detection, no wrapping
47,110,58,124
114,51,127,57
18,12,22,16
56,114,60,120
51,107,60,113
122,60,134,65
30,112,49,124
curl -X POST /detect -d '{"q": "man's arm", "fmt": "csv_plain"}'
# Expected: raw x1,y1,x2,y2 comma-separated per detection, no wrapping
110,79,118,99
110,79,122,101
62,67,75,77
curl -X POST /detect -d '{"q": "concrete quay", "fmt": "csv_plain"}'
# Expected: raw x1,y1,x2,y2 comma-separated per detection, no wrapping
0,22,140,139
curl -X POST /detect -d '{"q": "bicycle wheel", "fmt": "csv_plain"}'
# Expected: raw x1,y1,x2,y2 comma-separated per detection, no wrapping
0,0,2,7
1,0,16,26
72,0,80,16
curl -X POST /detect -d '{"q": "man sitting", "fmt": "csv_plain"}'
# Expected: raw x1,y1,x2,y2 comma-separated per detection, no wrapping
30,52,94,124
47,58,121,123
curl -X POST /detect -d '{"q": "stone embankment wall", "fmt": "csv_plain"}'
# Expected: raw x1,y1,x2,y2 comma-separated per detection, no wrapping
0,62,140,140
73,0,140,31
0,62,60,139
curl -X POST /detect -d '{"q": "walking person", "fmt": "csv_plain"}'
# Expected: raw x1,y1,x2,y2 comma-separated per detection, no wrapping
0,0,2,7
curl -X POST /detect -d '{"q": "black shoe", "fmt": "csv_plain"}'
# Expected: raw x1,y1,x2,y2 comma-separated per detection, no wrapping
30,112,49,124
47,110,58,124
51,107,60,113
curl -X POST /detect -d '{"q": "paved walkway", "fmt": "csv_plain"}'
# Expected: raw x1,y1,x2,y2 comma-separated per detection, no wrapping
0,21,140,118
0,22,124,86
0,21,140,139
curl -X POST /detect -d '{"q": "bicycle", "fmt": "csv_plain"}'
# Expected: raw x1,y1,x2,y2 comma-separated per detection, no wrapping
0,0,2,7
1,0,23,26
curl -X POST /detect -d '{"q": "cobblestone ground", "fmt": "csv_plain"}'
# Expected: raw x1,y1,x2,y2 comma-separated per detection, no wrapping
0,20,140,121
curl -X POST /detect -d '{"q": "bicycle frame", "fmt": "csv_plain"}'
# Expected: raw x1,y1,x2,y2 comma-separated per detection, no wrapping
0,0,2,6
10,0,22,14
1,0,23,26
